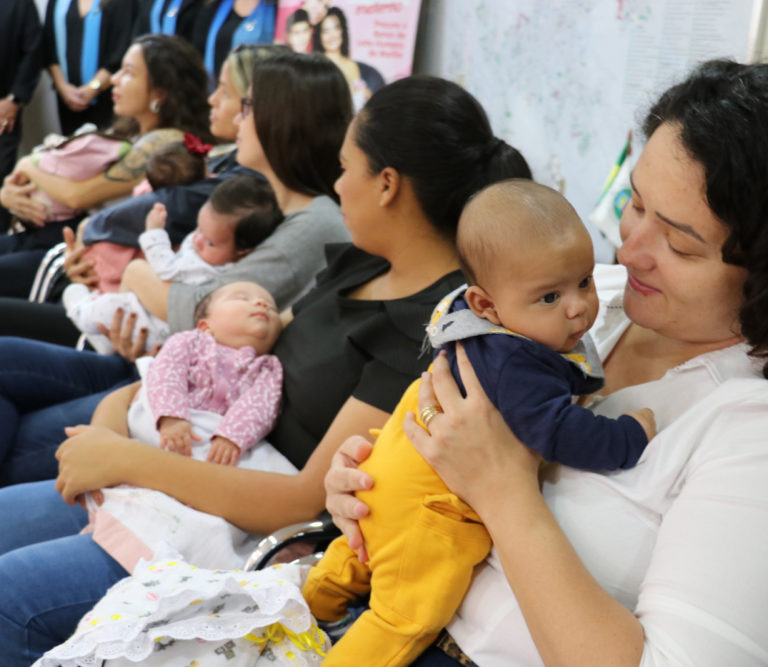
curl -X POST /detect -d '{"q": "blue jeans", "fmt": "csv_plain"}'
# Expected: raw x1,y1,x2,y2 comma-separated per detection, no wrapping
0,337,137,485
0,480,129,665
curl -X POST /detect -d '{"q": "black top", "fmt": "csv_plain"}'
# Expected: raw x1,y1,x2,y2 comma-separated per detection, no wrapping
268,243,465,469
0,0,43,103
133,0,204,43
43,0,135,85
191,0,275,81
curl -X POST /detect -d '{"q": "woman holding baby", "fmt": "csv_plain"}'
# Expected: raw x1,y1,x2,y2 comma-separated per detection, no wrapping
0,64,532,663
0,33,211,299
327,59,768,665
0,46,351,486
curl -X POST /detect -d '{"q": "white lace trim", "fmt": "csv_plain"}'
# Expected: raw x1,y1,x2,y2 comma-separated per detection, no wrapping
34,559,328,666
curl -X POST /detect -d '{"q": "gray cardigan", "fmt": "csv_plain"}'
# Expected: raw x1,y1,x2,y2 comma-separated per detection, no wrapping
167,195,349,332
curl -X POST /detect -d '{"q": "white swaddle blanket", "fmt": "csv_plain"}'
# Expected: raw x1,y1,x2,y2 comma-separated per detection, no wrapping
84,356,298,573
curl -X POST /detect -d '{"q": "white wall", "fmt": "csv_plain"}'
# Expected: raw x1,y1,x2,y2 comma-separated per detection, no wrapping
413,0,764,262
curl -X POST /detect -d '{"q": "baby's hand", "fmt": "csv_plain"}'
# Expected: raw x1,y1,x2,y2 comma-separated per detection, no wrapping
145,203,167,231
158,416,198,456
627,407,656,442
207,436,240,466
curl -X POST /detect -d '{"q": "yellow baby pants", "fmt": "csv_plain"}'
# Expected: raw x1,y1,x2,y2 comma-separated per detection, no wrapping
302,378,491,666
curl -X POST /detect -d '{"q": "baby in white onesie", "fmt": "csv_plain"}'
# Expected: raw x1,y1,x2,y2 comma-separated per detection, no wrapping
64,175,282,353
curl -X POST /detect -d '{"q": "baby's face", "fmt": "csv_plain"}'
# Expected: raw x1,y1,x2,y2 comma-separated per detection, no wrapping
199,282,282,354
480,231,599,353
192,203,239,266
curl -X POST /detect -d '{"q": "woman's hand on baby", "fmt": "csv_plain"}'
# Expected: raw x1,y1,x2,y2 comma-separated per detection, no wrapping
145,203,167,231
0,171,46,226
56,424,126,505
627,408,656,442
403,346,541,515
324,435,375,562
62,226,99,287
95,308,161,362
158,416,198,456
207,436,241,466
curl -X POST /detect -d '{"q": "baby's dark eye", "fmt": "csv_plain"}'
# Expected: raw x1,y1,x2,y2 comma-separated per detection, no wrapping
579,276,592,289
540,292,558,304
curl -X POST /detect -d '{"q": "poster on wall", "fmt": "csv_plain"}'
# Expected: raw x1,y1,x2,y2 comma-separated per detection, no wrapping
275,0,422,109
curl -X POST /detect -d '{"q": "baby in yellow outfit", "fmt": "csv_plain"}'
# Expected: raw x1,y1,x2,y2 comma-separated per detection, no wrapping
302,180,655,666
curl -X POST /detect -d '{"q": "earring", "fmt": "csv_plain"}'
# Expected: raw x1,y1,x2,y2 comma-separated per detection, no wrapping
149,99,160,114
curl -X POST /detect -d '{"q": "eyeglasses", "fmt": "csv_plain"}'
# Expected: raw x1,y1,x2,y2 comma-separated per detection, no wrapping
240,97,254,117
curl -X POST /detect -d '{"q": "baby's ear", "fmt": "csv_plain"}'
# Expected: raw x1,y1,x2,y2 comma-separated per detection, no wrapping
196,318,211,333
464,285,502,325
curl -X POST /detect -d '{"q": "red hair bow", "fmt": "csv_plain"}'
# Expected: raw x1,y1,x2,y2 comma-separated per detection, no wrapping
183,133,213,157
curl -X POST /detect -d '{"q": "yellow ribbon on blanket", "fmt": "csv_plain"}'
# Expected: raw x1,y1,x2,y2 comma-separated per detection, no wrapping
243,621,328,657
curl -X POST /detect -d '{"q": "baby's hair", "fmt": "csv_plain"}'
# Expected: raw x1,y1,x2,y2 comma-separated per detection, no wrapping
208,176,284,252
145,142,207,190
193,289,215,325
458,179,583,287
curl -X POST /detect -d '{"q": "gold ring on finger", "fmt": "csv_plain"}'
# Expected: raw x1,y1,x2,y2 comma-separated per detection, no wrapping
419,404,442,432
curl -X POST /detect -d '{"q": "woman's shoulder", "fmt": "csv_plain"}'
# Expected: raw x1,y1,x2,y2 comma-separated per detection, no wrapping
382,269,467,341
287,195,342,224
312,243,386,287
133,128,185,153
272,198,348,256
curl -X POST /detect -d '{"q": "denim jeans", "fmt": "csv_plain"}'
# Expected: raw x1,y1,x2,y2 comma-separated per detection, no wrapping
0,337,137,485
0,480,129,665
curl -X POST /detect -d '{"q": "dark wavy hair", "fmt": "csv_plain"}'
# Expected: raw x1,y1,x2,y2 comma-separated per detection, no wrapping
643,59,768,377
313,6,350,57
353,75,532,240
249,51,353,201
132,34,213,143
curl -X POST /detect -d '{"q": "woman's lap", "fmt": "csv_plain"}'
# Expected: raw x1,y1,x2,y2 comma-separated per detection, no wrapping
0,480,126,665
411,647,466,666
0,480,88,553
0,220,79,299
0,299,81,346
0,249,47,298
0,338,138,485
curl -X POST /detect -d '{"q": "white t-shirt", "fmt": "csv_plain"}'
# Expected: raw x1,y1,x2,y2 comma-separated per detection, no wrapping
448,264,768,666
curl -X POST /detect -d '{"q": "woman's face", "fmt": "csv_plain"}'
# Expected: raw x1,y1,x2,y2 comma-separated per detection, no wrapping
616,122,747,345
208,62,241,141
320,15,343,54
334,120,381,249
111,44,156,119
234,89,267,172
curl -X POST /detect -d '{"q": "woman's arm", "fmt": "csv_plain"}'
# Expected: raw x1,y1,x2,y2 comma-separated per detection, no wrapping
120,258,170,321
75,67,112,107
401,347,644,667
90,381,141,436
13,129,182,211
0,172,46,225
56,395,390,535
48,63,88,112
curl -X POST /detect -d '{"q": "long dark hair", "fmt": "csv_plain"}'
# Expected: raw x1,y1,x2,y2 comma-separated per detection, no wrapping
313,7,350,56
354,75,532,240
644,59,768,377
249,51,353,201
133,34,213,142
